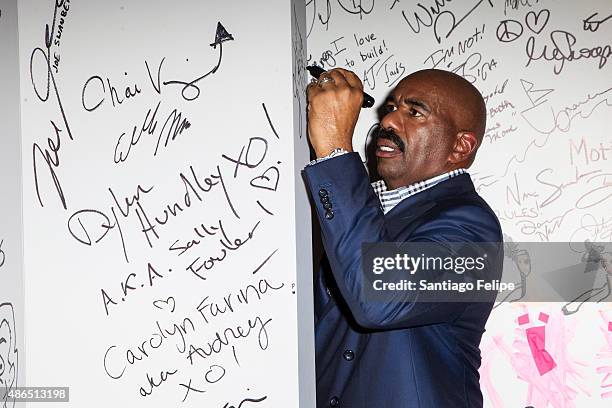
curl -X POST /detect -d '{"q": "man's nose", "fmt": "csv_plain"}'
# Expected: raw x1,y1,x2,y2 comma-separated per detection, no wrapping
380,110,401,133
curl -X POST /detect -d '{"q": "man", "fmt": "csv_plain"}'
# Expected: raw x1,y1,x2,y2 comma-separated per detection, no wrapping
302,68,503,407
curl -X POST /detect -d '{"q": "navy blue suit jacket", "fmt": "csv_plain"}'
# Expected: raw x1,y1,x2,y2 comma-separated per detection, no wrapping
303,153,503,408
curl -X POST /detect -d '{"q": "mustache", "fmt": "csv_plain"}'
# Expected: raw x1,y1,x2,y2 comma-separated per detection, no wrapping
372,125,405,152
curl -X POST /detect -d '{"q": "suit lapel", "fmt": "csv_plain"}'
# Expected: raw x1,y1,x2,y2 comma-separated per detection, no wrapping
316,175,477,323
384,200,438,239
382,174,476,240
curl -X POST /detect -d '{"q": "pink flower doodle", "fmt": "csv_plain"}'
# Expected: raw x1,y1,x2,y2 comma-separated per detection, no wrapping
518,312,557,375
595,310,612,399
481,306,589,407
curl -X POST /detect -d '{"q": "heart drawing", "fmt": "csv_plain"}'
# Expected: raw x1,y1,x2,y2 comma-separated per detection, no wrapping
153,296,176,313
250,166,280,191
525,9,550,34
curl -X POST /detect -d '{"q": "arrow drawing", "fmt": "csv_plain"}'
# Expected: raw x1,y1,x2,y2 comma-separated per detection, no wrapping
164,21,235,101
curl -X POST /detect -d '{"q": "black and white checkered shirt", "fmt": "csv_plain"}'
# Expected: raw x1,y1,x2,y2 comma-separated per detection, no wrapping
306,150,467,214
371,168,467,214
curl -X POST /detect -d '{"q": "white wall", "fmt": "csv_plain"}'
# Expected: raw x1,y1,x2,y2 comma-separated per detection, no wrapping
307,0,612,406
17,0,314,406
0,0,25,406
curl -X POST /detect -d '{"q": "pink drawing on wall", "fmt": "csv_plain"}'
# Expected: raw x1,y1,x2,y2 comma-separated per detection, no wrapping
480,306,589,407
596,310,612,399
518,312,557,375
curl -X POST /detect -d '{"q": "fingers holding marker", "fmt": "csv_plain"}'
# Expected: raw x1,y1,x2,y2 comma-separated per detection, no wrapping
306,67,364,157
308,69,362,107
317,76,335,86
306,65,374,108
310,74,335,91
307,68,361,94
325,68,353,88
335,68,364,91
321,69,364,107
306,77,322,101
307,71,336,107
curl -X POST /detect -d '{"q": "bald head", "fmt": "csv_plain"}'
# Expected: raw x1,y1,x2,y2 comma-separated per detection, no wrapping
399,69,487,163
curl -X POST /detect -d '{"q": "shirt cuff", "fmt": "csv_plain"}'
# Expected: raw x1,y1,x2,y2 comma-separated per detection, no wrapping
304,148,350,168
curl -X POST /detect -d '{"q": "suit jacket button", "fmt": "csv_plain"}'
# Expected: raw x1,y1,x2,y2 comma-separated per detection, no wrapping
325,210,334,220
329,396,340,407
320,195,330,203
343,350,354,361
318,188,328,198
323,202,332,210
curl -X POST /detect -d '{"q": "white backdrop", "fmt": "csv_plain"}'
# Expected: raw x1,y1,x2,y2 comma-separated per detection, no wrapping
307,0,612,406
4,0,612,406
15,0,314,407
0,0,25,406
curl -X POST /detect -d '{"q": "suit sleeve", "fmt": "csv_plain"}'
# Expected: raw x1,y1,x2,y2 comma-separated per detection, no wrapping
302,152,500,330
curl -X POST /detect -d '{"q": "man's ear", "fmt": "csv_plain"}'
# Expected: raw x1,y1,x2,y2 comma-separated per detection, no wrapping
448,131,478,164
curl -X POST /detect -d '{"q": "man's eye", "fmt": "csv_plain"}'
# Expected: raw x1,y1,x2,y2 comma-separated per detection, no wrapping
409,107,422,117
385,105,396,113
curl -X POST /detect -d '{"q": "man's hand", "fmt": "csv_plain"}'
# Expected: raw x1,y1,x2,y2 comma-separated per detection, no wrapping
307,68,364,158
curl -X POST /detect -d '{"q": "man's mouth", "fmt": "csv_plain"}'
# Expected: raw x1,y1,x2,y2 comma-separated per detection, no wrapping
376,139,402,158
373,125,405,158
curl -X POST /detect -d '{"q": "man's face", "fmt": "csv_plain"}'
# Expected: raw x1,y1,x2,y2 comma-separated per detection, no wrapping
376,75,456,189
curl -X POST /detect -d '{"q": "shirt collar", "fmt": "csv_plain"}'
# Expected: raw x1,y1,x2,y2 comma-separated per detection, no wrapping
371,169,468,214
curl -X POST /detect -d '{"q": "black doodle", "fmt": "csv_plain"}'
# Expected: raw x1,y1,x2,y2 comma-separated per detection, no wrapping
221,395,268,408
495,8,550,43
503,0,539,16
153,297,176,313
101,262,170,316
0,303,18,408
562,242,612,315
398,0,493,44
570,214,612,244
0,240,5,270
525,9,550,34
256,200,274,216
293,4,308,138
496,19,524,43
337,0,375,20
163,22,235,101
49,0,71,74
493,235,531,308
186,220,261,281
306,0,332,36
250,167,280,191
583,12,612,32
30,1,77,210
103,270,284,399
306,0,375,37
81,71,145,113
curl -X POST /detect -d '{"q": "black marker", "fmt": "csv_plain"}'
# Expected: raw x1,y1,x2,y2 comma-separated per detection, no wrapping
306,65,375,108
